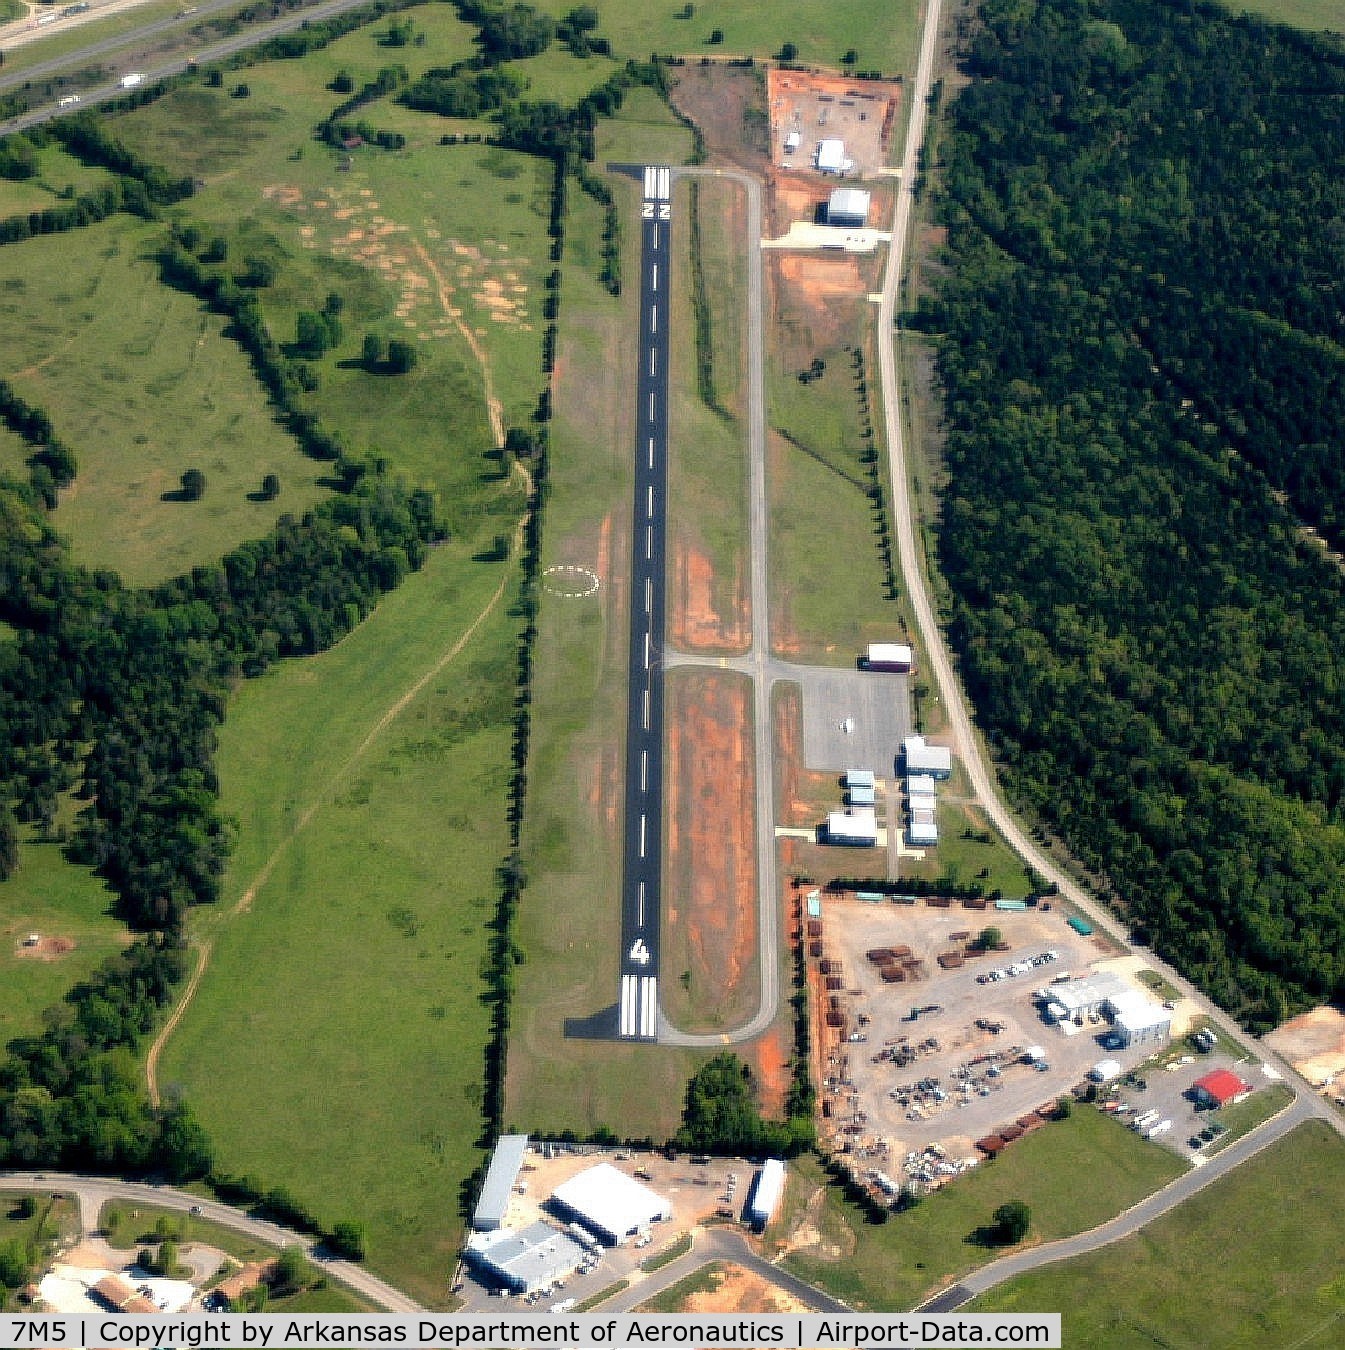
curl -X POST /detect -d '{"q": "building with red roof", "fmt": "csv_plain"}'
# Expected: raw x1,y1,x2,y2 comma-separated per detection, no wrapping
1192,1068,1253,1109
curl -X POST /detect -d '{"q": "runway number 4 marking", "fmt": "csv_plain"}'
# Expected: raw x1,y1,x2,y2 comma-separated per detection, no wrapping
641,201,671,220
629,938,651,965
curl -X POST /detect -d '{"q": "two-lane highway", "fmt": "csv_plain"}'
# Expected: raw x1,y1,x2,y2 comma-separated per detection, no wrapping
617,165,673,1041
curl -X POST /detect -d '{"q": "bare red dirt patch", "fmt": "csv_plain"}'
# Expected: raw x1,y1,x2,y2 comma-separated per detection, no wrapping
14,935,76,960
670,540,749,653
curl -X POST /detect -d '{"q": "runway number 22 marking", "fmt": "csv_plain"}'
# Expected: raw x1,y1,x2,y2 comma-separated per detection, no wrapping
641,201,671,220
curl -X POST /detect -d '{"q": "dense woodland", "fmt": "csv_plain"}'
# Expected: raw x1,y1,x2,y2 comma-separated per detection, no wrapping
918,0,1345,1029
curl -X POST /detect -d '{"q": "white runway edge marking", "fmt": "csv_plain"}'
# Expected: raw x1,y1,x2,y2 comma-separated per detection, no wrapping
641,976,658,1038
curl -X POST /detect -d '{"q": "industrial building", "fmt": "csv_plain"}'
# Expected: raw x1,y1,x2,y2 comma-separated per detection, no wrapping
1106,990,1172,1048
864,642,912,671
465,1221,585,1294
902,735,952,779
826,808,879,846
1042,970,1132,1023
815,138,851,174
907,815,938,847
1193,1069,1253,1109
748,1159,786,1229
827,188,872,227
473,1133,529,1231
551,1163,671,1245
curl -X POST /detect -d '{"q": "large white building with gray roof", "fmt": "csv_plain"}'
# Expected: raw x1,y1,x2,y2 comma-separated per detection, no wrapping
465,1221,585,1293
472,1133,529,1231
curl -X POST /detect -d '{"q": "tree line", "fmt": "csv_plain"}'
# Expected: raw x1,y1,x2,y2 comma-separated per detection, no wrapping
916,0,1345,1030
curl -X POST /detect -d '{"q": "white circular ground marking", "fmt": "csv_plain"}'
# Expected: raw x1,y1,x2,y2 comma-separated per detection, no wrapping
541,564,600,598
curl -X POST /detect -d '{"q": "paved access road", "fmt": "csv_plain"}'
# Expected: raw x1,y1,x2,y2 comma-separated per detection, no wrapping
616,165,674,1041
0,1171,424,1311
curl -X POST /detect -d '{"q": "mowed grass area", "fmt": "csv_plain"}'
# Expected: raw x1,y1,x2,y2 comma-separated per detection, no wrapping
507,170,702,1141
0,215,328,586
899,799,1035,900
974,1121,1345,1347
1235,0,1345,30
779,1107,1186,1309
666,175,749,651
596,85,695,166
768,341,907,661
99,1203,373,1311
534,0,920,76
0,843,128,1047
158,535,523,1308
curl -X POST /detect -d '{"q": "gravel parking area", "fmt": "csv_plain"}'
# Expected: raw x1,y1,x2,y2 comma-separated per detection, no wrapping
813,897,1173,1177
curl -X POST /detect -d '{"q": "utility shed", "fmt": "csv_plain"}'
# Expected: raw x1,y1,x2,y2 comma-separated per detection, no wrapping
1193,1069,1253,1109
828,188,872,226
465,1222,585,1293
473,1133,529,1231
551,1163,671,1245
903,735,952,779
748,1159,786,1229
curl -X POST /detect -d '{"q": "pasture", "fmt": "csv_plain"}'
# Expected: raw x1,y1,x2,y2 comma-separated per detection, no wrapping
0,842,127,1047
0,215,327,586
157,535,523,1307
974,1120,1345,1347
0,143,112,219
1235,0,1345,30
779,1106,1185,1309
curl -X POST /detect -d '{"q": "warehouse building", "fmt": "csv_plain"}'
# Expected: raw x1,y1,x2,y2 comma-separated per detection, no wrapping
827,188,872,227
1106,990,1172,1048
826,808,879,846
551,1163,671,1245
472,1133,529,1231
748,1159,786,1230
815,138,851,174
1042,970,1132,1023
902,735,952,779
465,1221,585,1294
907,813,938,847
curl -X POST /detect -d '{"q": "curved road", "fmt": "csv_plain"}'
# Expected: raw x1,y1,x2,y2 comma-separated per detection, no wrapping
0,1171,425,1311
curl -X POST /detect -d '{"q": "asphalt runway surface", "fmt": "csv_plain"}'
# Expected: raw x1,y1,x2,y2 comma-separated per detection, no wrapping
616,165,673,1041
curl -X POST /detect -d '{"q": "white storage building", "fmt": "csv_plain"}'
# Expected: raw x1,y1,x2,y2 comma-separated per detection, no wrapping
1105,990,1171,1048
826,808,879,846
865,642,912,671
903,735,952,779
1044,971,1131,1022
815,139,848,174
748,1159,786,1229
846,770,876,789
827,188,872,227
465,1221,585,1293
473,1134,529,1231
551,1163,671,1246
907,818,938,847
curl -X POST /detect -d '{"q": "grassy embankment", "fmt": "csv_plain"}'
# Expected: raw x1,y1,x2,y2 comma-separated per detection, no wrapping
973,1120,1345,1348
778,1107,1185,1309
98,1203,372,1311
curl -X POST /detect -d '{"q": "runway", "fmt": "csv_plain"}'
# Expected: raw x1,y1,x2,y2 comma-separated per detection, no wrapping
616,165,673,1041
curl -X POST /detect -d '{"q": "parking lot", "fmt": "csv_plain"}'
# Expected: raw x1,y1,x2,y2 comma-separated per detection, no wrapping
814,898,1168,1175
455,1147,745,1311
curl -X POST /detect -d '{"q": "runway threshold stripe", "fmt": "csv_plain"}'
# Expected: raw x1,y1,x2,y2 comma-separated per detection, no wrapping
641,977,658,1038
621,975,636,1037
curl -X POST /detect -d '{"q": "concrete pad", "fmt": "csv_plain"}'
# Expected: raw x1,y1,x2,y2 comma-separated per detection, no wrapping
797,668,911,773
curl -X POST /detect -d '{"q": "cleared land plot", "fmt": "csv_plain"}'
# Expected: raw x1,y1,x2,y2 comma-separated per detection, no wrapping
533,0,921,76
1264,1003,1345,1089
777,1111,1185,1310
157,538,523,1307
766,67,901,176
666,174,749,655
813,899,1149,1161
972,1120,1345,1347
641,1260,811,1313
0,216,327,586
0,842,128,1046
661,668,758,1033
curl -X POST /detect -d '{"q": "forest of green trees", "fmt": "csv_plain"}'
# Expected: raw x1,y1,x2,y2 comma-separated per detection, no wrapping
917,0,1345,1030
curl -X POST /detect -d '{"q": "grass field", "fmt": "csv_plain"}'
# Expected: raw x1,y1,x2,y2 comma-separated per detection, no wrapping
779,1107,1186,1309
1235,0,1345,30
667,174,749,651
595,85,696,166
0,215,329,586
768,342,909,661
973,1120,1345,1347
533,0,921,76
0,842,133,1047
897,799,1035,899
0,145,113,219
157,531,522,1307
638,1260,722,1312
